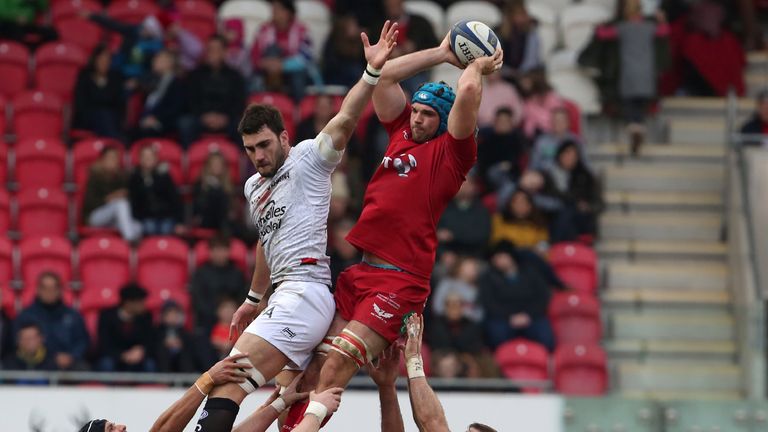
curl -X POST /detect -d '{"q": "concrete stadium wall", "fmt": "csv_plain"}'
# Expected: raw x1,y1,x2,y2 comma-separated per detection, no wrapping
0,386,564,432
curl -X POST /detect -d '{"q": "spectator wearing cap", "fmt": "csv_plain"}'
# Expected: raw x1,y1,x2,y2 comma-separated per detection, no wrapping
15,271,89,371
72,45,127,139
740,90,768,145
478,241,555,351
250,0,320,100
96,283,157,372
156,300,215,372
437,176,491,258
128,145,184,236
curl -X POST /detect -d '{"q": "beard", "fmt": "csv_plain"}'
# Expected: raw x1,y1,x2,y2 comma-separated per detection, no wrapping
258,146,287,177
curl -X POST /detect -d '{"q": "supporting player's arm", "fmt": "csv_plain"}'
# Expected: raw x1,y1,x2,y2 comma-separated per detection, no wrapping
366,344,406,432
320,20,398,154
374,33,463,122
293,387,344,432
403,314,450,432
230,241,271,340
447,48,503,140
232,373,308,432
148,353,252,432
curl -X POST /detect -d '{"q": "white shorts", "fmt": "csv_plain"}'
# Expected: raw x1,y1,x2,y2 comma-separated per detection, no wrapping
243,280,335,370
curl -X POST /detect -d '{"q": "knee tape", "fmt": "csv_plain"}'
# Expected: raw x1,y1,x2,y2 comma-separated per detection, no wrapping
330,329,372,368
229,347,266,394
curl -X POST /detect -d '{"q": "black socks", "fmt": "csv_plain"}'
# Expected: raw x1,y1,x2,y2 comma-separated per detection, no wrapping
196,397,240,432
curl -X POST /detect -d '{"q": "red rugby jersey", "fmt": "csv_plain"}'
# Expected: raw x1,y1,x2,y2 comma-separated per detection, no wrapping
346,105,477,279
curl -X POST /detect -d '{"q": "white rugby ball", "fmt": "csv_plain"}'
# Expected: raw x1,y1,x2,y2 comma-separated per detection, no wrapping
450,20,499,66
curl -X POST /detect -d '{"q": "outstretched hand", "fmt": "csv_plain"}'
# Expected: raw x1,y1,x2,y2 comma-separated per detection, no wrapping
366,343,402,387
310,387,344,415
208,352,252,385
404,314,424,360
362,20,399,70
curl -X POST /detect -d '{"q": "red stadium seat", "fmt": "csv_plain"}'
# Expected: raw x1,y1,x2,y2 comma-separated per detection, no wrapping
0,138,7,186
549,292,602,346
248,92,296,138
107,0,162,25
0,41,30,98
17,188,69,237
186,137,241,185
14,138,67,190
194,237,249,274
52,0,104,53
553,343,608,396
34,42,88,101
78,236,132,313
12,91,64,140
72,137,124,189
137,236,190,311
548,242,598,294
18,236,74,307
130,138,184,185
494,339,550,393
176,0,217,42
0,237,15,317
0,189,10,235
298,94,343,121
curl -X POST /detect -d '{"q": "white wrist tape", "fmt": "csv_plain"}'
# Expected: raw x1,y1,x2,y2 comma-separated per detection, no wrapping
304,400,328,422
245,290,263,306
270,397,287,413
406,356,426,379
362,63,381,86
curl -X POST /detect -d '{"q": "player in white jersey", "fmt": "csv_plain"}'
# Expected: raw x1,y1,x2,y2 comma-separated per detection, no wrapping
193,20,400,432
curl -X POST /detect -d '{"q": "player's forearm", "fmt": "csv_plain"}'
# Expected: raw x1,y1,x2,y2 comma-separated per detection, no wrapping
378,384,405,432
447,62,483,139
379,46,447,85
323,77,376,150
231,405,281,432
293,414,322,432
148,386,205,432
407,377,450,432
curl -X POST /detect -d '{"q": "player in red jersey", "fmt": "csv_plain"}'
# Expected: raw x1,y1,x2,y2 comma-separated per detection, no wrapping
283,35,503,428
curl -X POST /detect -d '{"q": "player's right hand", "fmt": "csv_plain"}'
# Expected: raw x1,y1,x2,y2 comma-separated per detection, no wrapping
209,352,252,385
440,32,466,69
309,387,344,414
229,302,260,340
471,47,504,75
404,314,424,360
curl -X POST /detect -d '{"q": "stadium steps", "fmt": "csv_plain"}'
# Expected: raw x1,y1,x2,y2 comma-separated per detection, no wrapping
598,239,727,261
606,339,737,363
602,165,723,192
610,311,733,341
606,261,728,291
600,212,722,241
589,143,725,165
602,190,723,212
602,287,731,312
617,363,742,396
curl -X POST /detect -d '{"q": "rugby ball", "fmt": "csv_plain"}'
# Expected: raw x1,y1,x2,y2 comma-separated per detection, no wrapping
450,20,499,66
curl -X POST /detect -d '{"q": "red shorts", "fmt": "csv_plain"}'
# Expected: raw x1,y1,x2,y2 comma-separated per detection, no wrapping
334,263,431,342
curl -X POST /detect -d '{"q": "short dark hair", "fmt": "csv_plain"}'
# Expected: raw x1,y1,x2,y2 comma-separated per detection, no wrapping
468,423,498,432
238,104,286,136
99,145,119,158
208,233,231,250
17,321,42,335
36,270,62,288
119,282,148,303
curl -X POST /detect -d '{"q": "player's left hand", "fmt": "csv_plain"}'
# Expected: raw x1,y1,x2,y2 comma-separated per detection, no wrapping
208,352,253,385
440,32,466,69
366,342,401,387
470,47,504,75
362,20,399,70
403,314,424,360
281,372,310,406
229,302,260,340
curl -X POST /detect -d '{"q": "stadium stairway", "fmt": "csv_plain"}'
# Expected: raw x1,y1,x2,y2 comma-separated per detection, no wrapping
589,97,752,400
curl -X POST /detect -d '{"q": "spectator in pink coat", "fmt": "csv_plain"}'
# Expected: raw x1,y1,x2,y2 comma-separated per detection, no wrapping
478,71,524,129
519,68,563,138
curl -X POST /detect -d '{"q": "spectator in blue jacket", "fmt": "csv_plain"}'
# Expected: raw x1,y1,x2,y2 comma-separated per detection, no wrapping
15,271,90,371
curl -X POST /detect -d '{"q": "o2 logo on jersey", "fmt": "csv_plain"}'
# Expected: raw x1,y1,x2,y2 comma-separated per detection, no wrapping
257,199,287,241
382,153,418,177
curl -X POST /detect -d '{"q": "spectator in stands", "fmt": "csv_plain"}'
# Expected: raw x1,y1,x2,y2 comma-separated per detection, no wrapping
512,169,565,216
431,350,480,379
135,50,184,139
0,310,12,361
546,140,602,242
322,14,366,88
128,145,184,236
477,107,529,190
530,107,585,171
0,0,57,49
496,0,544,79
491,189,549,251
381,0,439,94
437,176,491,257
519,68,563,138
431,257,483,323
180,36,246,146
82,146,143,242
250,0,320,100
210,297,238,359
296,94,337,142
192,152,236,232
3,322,56,371
72,45,126,139
15,271,89,371
97,283,157,372
334,0,385,32
740,90,768,144
156,300,213,373
328,219,361,288
86,13,165,80
189,235,247,334
478,241,555,351
222,18,251,78
478,71,524,129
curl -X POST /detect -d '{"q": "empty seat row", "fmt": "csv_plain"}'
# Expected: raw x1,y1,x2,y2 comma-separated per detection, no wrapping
495,339,608,396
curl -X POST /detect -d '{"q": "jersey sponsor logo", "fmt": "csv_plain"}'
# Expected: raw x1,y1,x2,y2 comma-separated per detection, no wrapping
372,302,394,321
376,293,401,310
257,199,287,241
282,327,297,339
381,153,418,177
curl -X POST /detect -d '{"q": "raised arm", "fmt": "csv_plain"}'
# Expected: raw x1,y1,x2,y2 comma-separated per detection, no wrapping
320,21,398,153
373,34,463,122
447,49,503,140
403,314,449,432
366,344,406,432
149,354,252,432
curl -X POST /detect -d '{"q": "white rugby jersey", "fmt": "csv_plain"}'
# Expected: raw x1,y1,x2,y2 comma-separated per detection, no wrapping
245,133,340,285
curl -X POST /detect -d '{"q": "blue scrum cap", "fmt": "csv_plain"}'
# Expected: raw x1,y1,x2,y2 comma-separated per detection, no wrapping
411,81,456,137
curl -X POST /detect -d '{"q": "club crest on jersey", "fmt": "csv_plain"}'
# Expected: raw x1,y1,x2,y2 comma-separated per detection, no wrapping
382,153,417,177
373,303,394,321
